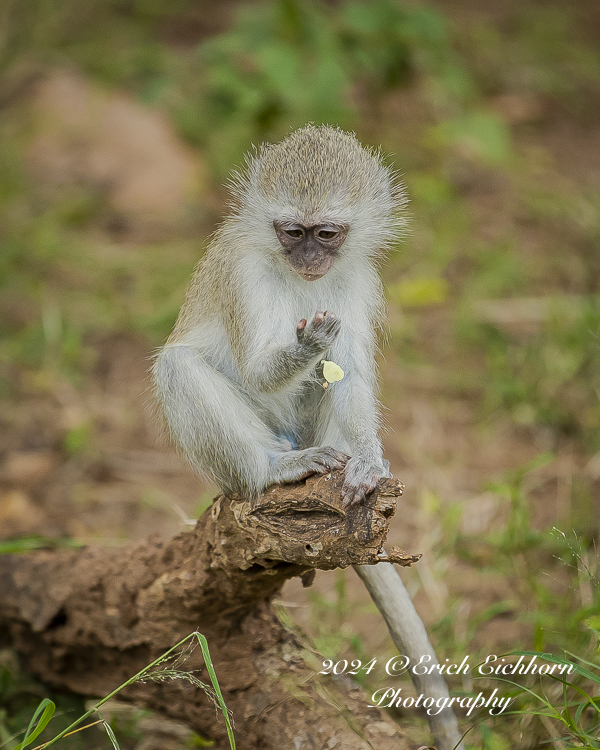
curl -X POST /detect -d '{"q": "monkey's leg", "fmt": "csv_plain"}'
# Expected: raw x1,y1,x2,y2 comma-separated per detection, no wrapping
319,369,390,507
154,346,347,497
355,564,466,750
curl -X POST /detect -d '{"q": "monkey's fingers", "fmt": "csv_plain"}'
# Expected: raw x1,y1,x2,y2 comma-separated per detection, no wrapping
314,447,350,471
309,310,337,327
341,482,374,508
322,315,341,337
341,488,365,508
307,310,341,344
296,318,307,341
301,447,349,476
341,469,379,508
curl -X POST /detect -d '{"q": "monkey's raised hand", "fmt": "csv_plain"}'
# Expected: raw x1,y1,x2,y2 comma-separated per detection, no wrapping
296,310,341,353
341,457,392,508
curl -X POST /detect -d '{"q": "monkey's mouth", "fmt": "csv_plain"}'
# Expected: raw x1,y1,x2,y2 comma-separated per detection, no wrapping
289,252,335,281
298,271,325,281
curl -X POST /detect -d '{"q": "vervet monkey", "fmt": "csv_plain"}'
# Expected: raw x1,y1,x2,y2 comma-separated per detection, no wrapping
153,125,403,507
153,125,464,750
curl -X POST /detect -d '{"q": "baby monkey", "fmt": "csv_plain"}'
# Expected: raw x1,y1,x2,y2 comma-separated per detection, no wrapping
153,134,465,749
153,125,405,507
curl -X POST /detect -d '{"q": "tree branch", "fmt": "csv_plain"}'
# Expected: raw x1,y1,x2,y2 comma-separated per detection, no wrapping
0,472,409,749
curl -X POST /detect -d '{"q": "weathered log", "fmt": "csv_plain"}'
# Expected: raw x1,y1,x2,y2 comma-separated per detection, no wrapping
0,472,410,749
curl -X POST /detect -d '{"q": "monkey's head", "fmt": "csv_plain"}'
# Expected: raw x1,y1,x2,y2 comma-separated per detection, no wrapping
230,125,406,281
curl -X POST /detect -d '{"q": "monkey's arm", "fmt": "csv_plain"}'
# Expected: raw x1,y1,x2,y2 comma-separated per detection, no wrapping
239,310,341,393
329,341,389,506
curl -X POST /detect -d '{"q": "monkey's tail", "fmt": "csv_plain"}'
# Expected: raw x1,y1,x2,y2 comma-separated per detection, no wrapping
355,563,466,750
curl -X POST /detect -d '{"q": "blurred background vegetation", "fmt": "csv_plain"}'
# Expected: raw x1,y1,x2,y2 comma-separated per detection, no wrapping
1,0,599,747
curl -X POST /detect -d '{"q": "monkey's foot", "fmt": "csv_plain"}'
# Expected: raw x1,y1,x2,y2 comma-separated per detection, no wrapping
342,457,391,508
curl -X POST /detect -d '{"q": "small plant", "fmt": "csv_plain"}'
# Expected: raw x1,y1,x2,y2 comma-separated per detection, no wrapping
5,632,235,750
490,650,600,748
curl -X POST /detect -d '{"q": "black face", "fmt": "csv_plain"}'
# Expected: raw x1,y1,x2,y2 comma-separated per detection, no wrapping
273,221,349,281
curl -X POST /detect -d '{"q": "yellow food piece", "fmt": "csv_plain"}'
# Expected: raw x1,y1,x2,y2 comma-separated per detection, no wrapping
321,360,344,383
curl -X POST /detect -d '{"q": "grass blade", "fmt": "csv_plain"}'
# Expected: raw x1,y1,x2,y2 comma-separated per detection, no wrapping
14,700,55,750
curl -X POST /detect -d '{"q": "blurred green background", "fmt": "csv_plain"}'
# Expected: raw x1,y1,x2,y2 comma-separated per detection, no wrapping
1,0,600,747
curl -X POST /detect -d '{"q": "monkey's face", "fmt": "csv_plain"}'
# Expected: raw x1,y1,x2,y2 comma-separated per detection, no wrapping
273,221,349,281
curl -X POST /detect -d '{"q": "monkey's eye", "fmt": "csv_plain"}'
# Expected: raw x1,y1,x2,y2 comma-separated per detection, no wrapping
317,229,338,240
284,228,304,239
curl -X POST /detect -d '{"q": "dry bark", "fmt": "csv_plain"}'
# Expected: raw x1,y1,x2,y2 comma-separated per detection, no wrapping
0,472,411,749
